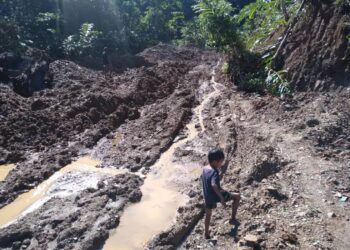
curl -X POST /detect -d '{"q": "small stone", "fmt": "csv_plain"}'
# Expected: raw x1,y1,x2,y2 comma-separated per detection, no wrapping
177,206,184,213
266,186,277,192
188,190,197,198
340,196,348,202
244,234,259,244
238,246,254,250
256,227,266,233
22,239,31,246
281,233,298,244
327,212,336,218
335,192,342,198
306,118,320,127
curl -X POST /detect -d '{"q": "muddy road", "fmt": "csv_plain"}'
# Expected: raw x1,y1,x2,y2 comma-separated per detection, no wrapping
1,45,350,250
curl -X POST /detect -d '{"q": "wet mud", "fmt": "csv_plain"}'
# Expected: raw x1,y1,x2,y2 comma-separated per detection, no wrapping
0,44,349,250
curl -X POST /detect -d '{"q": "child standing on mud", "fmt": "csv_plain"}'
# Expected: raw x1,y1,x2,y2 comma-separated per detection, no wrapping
201,148,241,239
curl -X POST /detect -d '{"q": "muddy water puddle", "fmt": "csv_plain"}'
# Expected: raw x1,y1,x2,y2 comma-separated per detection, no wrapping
103,121,200,250
103,74,222,250
0,156,127,228
0,164,15,181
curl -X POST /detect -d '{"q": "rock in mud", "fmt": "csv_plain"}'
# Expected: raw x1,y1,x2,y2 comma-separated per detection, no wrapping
306,118,320,127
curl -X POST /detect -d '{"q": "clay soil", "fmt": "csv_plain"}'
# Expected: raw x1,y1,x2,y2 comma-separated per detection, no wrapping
0,45,349,250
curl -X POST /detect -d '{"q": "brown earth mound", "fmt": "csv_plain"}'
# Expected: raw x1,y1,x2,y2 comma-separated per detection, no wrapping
0,45,217,207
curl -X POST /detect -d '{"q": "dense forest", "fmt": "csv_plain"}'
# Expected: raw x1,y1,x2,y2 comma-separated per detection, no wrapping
0,0,307,55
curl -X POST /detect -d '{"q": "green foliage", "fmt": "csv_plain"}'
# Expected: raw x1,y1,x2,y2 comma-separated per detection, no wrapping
168,11,185,38
238,68,291,97
0,17,22,53
336,0,350,7
235,0,297,49
0,0,63,54
178,18,206,47
63,23,101,58
221,62,229,74
36,12,58,23
265,69,291,96
240,72,267,94
0,0,187,57
191,0,242,50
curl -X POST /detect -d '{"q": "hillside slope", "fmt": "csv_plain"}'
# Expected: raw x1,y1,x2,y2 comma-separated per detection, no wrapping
278,0,350,91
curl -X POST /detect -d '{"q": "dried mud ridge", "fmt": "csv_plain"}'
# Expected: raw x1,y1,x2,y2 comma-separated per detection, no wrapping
1,44,350,250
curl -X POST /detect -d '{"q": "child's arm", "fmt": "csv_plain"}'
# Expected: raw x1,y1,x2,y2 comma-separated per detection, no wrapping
212,183,226,207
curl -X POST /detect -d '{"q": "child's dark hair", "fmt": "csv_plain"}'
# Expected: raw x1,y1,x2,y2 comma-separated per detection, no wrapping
208,148,225,163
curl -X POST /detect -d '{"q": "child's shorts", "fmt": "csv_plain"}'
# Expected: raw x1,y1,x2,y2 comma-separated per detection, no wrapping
205,191,233,209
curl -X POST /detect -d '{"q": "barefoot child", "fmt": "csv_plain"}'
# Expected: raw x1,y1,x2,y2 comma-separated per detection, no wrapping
201,148,240,239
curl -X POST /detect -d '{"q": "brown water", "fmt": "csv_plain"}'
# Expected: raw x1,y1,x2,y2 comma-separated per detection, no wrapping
103,73,222,250
0,156,127,228
0,164,15,181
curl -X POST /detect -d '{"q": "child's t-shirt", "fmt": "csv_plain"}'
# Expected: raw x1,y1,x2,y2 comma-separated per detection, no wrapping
201,166,221,204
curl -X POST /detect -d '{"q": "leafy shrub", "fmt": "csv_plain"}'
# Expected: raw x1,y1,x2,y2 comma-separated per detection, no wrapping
229,48,291,97
181,0,242,50
238,69,291,97
239,72,266,94
0,17,22,52
336,0,350,7
178,19,206,47
63,23,101,58
265,69,291,96
235,0,298,49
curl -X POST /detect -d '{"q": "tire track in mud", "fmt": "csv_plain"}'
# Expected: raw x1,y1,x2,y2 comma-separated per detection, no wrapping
0,46,222,250
102,62,224,250
144,64,241,250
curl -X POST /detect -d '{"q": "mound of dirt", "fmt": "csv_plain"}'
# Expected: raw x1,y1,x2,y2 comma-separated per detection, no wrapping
0,44,221,250
0,44,217,207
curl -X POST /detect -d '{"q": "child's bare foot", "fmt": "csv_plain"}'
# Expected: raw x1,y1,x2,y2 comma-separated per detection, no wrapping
204,233,211,239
